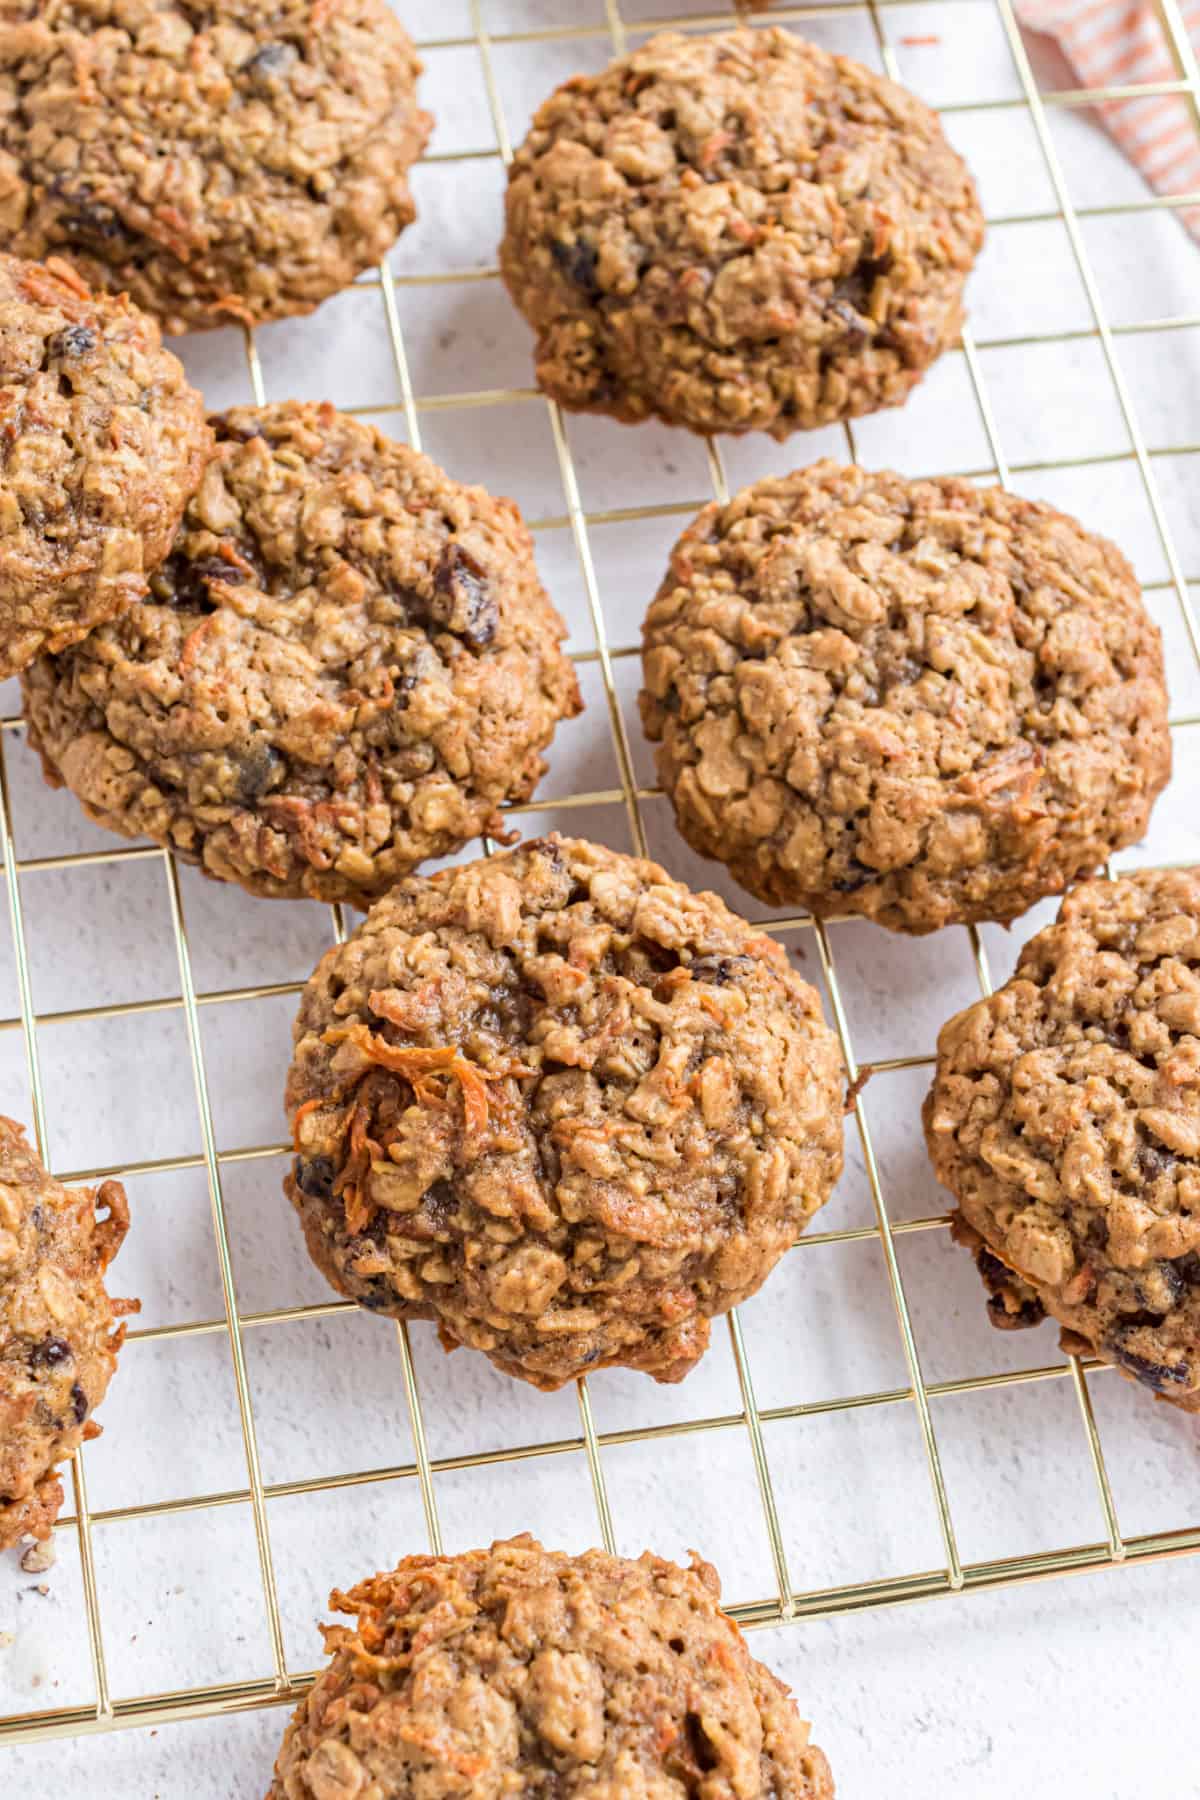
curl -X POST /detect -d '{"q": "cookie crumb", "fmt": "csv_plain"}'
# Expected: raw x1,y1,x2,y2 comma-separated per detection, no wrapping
20,1538,56,1575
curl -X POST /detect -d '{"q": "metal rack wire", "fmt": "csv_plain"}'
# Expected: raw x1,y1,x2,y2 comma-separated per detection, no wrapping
2,0,1199,1754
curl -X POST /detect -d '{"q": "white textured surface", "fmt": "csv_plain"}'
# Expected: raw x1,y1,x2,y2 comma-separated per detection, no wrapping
3,2,1200,1795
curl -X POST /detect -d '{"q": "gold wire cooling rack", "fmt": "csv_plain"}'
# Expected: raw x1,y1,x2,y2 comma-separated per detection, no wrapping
2,0,1200,1756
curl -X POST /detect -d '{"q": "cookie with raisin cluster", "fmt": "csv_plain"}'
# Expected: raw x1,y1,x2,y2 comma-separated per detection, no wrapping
0,1,430,332
285,835,843,1389
0,253,210,678
501,27,983,437
926,869,1200,1412
22,402,582,907
0,1117,135,1550
268,1537,835,1798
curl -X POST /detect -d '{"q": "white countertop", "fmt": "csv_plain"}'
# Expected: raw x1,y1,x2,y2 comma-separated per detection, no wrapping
2,3,1199,1794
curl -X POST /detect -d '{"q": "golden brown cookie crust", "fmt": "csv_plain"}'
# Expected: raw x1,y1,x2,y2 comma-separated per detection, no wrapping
640,462,1170,934
925,869,1200,1412
22,401,582,908
501,27,983,438
285,835,844,1389
0,0,431,333
268,1536,836,1799
0,253,211,679
0,1116,135,1550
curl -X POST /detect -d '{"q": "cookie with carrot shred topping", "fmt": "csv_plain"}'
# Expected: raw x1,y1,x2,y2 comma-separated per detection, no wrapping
0,1117,137,1551
22,401,581,907
267,1536,835,1798
284,834,843,1388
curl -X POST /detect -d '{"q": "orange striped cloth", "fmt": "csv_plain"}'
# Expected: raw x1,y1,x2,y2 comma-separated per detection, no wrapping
1017,0,1200,227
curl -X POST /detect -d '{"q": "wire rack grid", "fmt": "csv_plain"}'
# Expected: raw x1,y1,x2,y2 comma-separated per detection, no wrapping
1,0,1199,1762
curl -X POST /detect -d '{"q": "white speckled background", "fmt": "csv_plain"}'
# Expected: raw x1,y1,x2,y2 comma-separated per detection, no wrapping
2,2,1200,1794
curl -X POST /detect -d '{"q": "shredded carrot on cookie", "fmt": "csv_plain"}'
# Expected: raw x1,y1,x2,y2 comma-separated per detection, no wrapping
215,539,258,578
314,1023,536,1231
179,612,217,674
322,1021,521,1148
336,1093,385,1235
291,1095,328,1151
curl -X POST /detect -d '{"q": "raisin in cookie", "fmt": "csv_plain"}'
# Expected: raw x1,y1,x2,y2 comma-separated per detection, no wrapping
501,28,983,439
22,401,582,907
925,869,1200,1412
285,835,843,1389
0,253,210,679
0,1117,135,1549
268,1536,835,1799
0,1,430,333
641,462,1170,934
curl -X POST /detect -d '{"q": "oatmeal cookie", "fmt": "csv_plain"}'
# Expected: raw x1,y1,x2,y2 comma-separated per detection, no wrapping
641,462,1170,934
285,835,843,1389
0,0,431,333
0,1117,135,1550
500,27,983,439
22,401,582,907
268,1536,835,1799
925,869,1200,1412
0,253,210,679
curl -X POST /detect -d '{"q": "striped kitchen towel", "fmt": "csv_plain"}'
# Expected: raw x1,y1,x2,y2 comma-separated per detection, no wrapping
1017,0,1200,227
